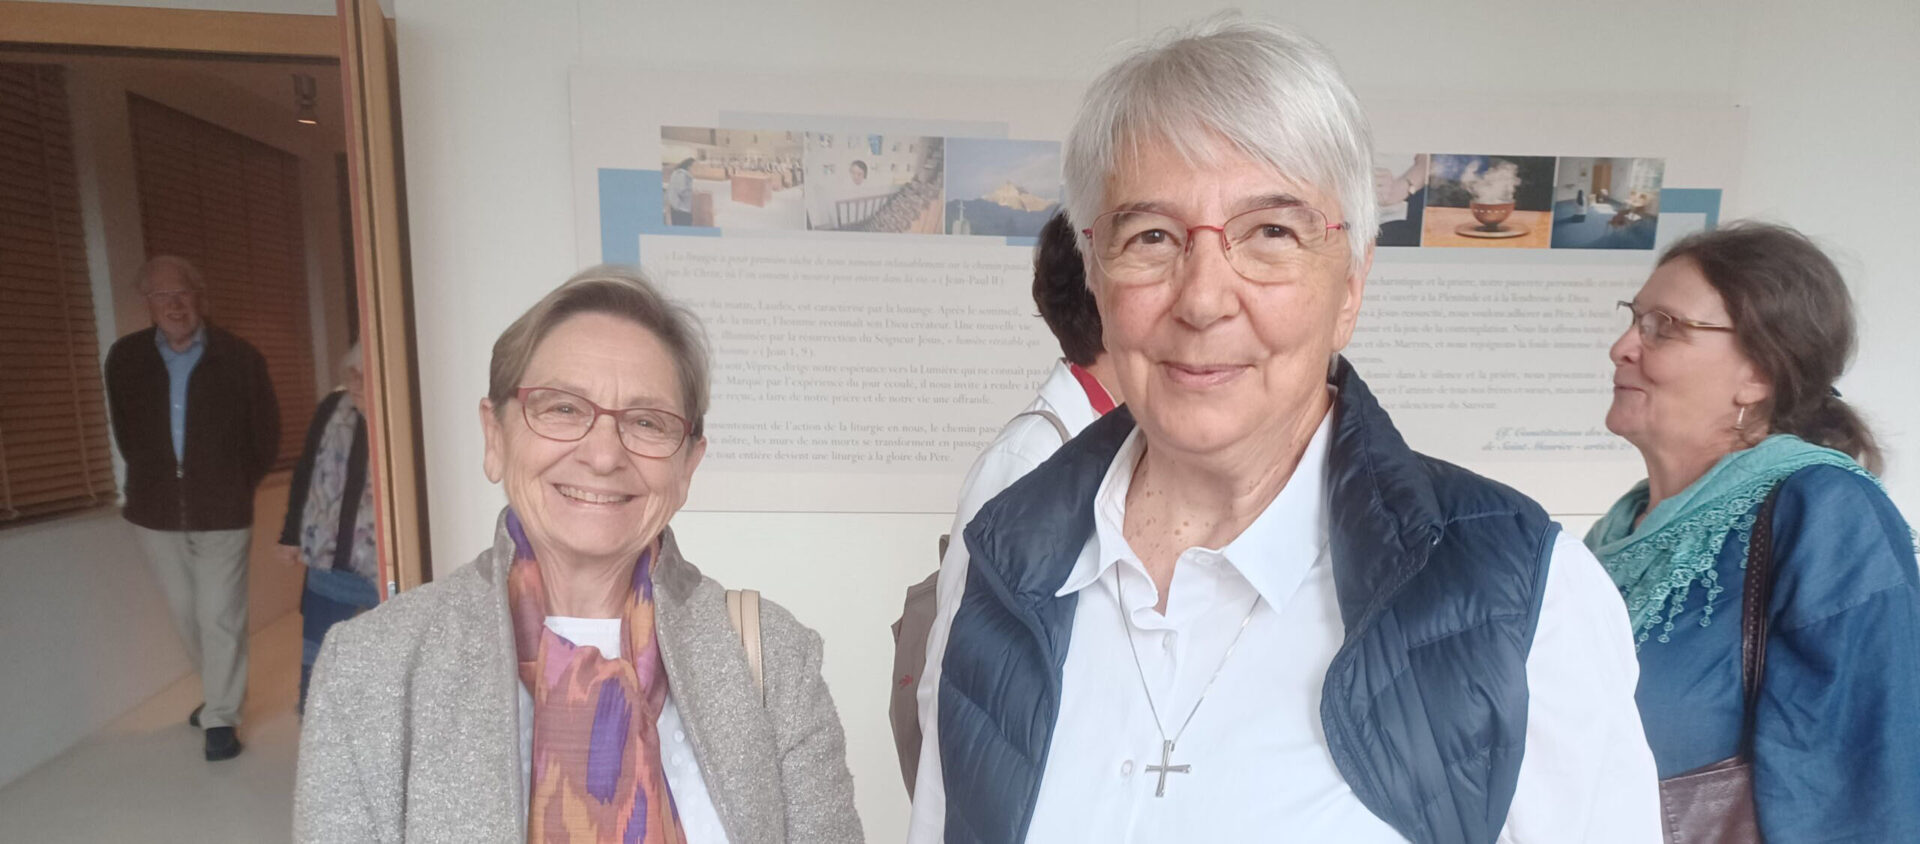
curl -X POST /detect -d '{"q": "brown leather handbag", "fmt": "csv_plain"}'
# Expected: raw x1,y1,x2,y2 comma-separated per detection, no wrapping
1657,488,1781,844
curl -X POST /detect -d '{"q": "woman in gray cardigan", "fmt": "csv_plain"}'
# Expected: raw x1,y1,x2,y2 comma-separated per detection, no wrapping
295,267,862,843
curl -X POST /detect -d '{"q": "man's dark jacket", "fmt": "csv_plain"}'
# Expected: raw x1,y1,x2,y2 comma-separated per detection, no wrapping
938,357,1557,844
105,324,279,531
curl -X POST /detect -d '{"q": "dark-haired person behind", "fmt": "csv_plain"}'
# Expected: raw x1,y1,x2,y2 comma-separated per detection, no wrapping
948,211,1122,533
892,211,1122,793
1589,221,1920,841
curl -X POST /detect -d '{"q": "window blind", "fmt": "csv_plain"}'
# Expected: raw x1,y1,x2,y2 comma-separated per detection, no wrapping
0,63,116,524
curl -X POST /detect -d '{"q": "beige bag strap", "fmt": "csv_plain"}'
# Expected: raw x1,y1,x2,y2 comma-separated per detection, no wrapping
725,588,765,702
1010,408,1069,443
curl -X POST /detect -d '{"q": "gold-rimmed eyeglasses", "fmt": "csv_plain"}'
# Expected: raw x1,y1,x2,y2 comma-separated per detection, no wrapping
1082,204,1350,286
1617,300,1734,347
513,386,690,458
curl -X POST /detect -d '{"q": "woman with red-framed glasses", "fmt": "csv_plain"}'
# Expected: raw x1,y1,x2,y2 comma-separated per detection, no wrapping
910,16,1662,844
296,267,861,843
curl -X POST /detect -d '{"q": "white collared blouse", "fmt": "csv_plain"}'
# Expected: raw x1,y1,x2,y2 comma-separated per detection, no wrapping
909,409,1662,843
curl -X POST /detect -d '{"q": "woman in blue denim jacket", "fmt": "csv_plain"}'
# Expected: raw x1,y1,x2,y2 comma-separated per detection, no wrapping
1589,221,1920,841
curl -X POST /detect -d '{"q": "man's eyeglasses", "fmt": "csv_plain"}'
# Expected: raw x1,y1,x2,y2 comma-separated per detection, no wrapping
1617,300,1734,347
1082,204,1349,286
513,386,690,458
145,290,197,306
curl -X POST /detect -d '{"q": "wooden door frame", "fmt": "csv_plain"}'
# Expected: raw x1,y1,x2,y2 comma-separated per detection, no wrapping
337,0,428,594
1,1,431,593
0,2,338,56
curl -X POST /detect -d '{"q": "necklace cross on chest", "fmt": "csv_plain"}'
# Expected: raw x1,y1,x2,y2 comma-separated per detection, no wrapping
1117,574,1263,799
1146,739,1190,797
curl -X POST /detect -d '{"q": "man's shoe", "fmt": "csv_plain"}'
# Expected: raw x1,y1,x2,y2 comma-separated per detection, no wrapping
188,704,204,729
203,726,243,761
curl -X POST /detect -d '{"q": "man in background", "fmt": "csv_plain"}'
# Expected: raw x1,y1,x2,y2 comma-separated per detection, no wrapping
105,255,279,761
891,211,1123,791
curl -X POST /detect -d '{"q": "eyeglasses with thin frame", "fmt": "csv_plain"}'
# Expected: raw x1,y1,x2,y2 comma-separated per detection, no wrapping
1081,204,1350,286
145,289,197,306
1617,300,1734,347
513,386,690,458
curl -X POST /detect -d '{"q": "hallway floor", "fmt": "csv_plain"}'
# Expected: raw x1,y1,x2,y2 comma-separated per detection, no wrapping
0,612,302,843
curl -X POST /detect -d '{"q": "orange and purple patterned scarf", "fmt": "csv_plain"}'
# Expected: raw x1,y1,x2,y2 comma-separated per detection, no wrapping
506,512,686,844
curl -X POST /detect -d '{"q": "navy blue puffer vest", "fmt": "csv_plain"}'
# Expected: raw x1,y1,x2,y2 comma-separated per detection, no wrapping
938,358,1557,844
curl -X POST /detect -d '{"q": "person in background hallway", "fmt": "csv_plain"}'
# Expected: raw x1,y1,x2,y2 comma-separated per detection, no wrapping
297,266,861,843
277,342,381,715
667,157,696,226
910,17,1661,843
1588,221,1920,842
105,254,279,762
892,211,1123,794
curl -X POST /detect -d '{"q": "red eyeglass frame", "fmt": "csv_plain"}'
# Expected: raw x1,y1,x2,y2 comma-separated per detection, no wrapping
512,385,691,458
1080,206,1350,256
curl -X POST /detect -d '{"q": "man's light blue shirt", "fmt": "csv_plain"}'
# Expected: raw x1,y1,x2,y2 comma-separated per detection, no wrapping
155,325,206,464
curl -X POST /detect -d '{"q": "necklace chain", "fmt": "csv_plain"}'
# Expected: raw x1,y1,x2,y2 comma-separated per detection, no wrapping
1116,571,1261,749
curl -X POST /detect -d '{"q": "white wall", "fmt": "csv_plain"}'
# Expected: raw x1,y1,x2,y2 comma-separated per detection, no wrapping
0,513,190,788
392,2,1919,840
0,479,300,788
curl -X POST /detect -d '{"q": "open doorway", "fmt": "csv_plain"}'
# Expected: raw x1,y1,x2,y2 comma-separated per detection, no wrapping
0,4,418,840
0,46,357,629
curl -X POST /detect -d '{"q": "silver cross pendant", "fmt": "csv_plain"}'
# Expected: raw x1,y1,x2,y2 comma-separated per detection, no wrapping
1145,739,1191,797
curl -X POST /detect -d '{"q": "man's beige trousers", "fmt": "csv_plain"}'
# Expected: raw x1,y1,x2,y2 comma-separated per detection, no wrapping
131,526,251,728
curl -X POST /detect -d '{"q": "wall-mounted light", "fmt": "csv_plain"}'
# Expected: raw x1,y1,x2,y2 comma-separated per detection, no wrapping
292,73,319,126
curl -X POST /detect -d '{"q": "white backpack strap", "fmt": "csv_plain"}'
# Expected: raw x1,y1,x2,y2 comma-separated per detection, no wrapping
1010,408,1069,443
725,588,765,702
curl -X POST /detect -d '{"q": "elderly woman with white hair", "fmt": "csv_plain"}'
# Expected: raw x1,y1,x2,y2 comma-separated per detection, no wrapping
278,342,381,714
908,18,1662,844
297,267,861,843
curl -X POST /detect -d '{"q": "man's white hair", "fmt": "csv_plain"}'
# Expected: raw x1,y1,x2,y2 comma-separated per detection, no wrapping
133,254,208,293
1064,15,1378,266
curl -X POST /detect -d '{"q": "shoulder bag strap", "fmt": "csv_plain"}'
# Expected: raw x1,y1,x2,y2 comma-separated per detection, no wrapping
1010,408,1070,443
1738,487,1784,758
725,588,765,703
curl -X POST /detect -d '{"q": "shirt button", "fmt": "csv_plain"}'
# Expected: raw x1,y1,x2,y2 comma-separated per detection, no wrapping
1120,760,1134,776
672,754,686,766
1162,633,1177,653
674,730,686,743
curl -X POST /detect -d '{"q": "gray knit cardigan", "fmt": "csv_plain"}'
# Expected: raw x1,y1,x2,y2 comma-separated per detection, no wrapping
294,514,864,843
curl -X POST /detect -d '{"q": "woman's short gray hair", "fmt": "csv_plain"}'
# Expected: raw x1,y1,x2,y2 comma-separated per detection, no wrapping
488,265,711,438
1064,15,1377,266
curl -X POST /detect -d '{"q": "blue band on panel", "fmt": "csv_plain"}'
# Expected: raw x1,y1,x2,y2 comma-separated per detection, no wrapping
1659,188,1722,230
598,168,719,266
1004,236,1038,248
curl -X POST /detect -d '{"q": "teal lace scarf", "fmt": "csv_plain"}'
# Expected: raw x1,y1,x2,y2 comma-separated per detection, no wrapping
1586,434,1874,647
